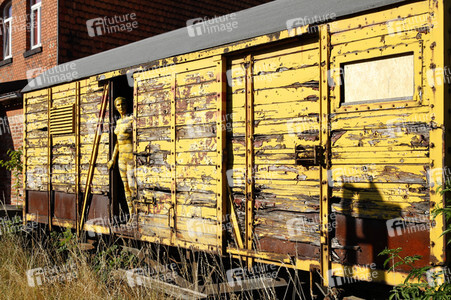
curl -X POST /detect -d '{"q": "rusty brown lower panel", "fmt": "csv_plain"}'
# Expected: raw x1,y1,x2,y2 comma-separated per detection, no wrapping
86,194,110,222
258,237,320,260
54,192,77,221
333,214,430,271
27,190,49,224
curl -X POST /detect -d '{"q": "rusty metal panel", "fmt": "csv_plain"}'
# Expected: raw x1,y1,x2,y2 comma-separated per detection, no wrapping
27,190,48,224
86,194,110,221
333,213,430,272
53,192,76,221
258,237,320,259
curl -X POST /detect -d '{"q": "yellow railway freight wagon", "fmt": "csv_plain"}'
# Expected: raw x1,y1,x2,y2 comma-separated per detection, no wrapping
21,0,450,293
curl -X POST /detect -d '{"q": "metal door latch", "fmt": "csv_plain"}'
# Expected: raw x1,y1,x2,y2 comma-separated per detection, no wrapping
295,145,324,166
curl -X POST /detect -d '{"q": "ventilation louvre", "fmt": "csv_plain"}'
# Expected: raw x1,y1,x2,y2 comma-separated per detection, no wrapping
49,104,75,135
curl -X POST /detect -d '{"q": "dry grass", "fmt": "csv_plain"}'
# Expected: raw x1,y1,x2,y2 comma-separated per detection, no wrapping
0,228,162,300
0,227,308,300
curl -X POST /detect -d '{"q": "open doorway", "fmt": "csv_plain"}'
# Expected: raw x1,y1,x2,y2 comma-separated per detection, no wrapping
109,75,134,225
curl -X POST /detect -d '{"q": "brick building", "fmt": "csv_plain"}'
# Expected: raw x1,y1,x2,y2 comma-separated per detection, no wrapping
0,0,271,205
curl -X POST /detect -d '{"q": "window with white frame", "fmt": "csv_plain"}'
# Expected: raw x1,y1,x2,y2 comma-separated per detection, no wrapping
3,2,12,59
30,0,41,49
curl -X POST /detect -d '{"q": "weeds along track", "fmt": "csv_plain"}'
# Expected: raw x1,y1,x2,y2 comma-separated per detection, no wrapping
0,226,310,300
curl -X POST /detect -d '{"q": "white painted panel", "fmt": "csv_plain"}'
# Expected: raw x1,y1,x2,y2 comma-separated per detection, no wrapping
344,55,414,103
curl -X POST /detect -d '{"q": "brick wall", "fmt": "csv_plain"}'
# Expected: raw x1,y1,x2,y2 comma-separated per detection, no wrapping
0,0,272,81
0,0,272,206
0,0,58,83
58,0,272,63
0,105,23,205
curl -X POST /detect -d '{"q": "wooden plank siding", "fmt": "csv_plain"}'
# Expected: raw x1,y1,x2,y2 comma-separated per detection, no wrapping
227,40,322,261
134,57,224,252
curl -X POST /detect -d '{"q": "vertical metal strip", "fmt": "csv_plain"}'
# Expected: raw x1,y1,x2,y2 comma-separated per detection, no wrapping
319,24,331,286
443,0,451,266
133,75,139,231
47,88,53,230
75,82,80,234
429,0,446,265
244,54,254,267
215,57,227,253
170,73,177,244
23,93,27,224
109,82,115,224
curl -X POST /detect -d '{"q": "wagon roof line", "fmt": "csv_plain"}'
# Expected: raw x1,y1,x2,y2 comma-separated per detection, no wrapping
22,0,409,92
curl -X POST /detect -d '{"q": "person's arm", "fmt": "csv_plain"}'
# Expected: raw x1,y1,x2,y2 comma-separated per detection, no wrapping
107,141,119,169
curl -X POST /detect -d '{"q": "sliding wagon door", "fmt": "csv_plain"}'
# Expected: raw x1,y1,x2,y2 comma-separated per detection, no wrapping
134,57,226,252
226,40,323,262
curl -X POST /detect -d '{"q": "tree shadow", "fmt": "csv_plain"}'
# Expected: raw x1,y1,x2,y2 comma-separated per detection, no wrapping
332,181,403,290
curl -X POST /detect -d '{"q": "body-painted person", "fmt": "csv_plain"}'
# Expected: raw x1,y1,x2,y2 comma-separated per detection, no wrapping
107,97,136,220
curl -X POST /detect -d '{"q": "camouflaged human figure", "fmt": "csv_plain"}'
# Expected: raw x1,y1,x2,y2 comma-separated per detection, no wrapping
107,97,136,219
